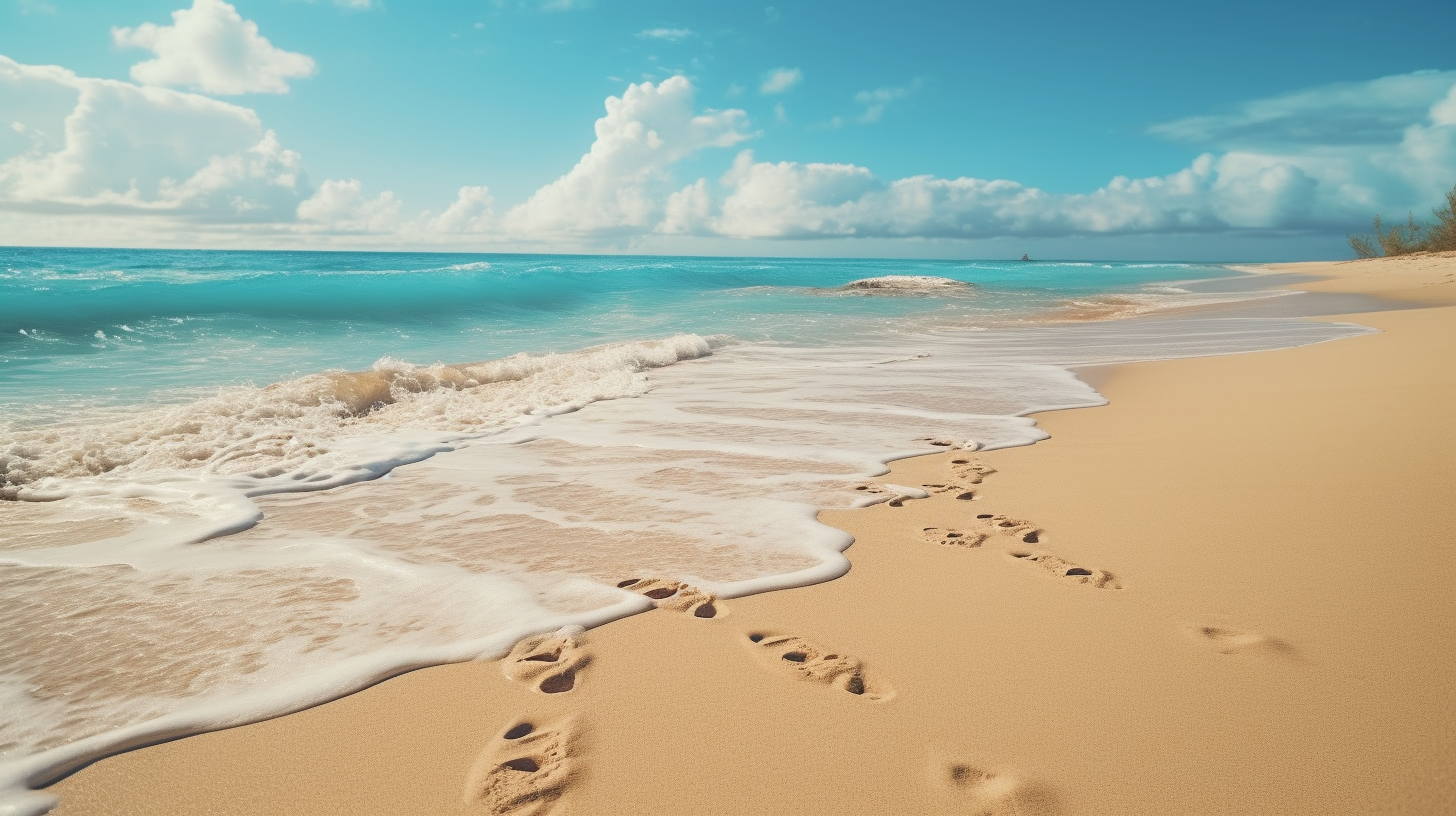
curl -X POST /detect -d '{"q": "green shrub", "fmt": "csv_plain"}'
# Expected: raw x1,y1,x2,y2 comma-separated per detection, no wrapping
1347,181,1456,257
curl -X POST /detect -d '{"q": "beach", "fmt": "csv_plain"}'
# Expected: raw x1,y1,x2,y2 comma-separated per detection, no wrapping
23,253,1456,815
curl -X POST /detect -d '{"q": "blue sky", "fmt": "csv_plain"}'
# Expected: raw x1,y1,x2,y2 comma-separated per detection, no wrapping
1,0,1454,259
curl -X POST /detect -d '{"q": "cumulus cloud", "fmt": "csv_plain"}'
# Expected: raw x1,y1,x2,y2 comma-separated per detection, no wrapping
296,179,401,232
504,76,749,237
637,27,693,41
3,47,1452,251
425,186,496,233
759,67,802,95
0,54,307,218
669,117,1453,241
1150,70,1456,148
656,70,1455,242
113,0,316,95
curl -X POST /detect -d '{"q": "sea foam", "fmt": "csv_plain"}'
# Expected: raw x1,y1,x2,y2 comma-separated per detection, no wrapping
0,251,1376,815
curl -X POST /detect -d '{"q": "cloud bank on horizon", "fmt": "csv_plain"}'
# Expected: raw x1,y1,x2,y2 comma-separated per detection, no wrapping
1,0,1454,254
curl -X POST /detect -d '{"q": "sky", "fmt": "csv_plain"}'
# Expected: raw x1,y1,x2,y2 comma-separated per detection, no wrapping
1,0,1454,260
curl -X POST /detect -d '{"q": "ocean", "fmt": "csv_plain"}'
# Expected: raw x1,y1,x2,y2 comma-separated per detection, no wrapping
0,248,1371,815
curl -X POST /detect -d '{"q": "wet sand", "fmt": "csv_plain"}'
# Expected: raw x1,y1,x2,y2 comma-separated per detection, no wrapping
45,253,1456,815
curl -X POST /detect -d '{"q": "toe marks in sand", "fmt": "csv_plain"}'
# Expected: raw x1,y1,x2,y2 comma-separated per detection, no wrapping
616,577,722,618
745,632,892,701
920,496,1122,590
465,717,580,815
922,526,988,548
503,627,590,694
949,457,996,485
1006,549,1121,589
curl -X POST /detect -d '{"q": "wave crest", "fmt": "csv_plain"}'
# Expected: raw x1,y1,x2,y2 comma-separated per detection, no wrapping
0,334,717,493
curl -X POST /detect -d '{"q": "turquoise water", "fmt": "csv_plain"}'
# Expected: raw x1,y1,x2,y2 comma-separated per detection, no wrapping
0,248,1223,425
6,247,1376,816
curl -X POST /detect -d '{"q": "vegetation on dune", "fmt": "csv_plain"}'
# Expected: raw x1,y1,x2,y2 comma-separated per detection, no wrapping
1348,181,1456,258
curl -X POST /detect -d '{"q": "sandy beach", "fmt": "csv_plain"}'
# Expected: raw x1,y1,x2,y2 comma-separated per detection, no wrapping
42,254,1456,816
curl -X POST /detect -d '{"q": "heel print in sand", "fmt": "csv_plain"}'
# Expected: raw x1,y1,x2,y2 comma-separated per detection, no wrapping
923,514,1121,589
918,456,998,501
615,577,722,618
1186,624,1295,657
503,627,590,694
937,760,1060,816
744,632,892,700
464,717,580,815
949,456,996,485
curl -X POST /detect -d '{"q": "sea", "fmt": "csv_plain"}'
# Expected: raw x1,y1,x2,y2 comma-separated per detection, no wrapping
0,247,1374,815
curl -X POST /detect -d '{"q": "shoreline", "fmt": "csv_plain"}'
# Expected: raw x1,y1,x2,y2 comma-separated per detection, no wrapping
40,254,1456,815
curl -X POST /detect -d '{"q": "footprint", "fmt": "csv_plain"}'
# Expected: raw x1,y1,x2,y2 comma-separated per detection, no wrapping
938,760,1060,816
949,457,997,485
502,627,590,694
1005,549,1121,589
744,632,892,700
852,483,930,508
922,526,988,548
464,717,580,815
920,482,980,500
967,513,1043,546
615,578,722,618
976,512,1037,533
1187,624,1294,656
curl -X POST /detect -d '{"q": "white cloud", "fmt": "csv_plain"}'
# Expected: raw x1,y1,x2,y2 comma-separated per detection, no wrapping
504,76,750,238
2,51,1451,252
1425,83,1456,127
637,27,693,42
425,185,496,233
0,54,307,218
334,0,376,9
1150,70,1456,148
112,0,317,95
854,83,915,123
18,0,57,15
296,178,401,232
682,126,1455,241
759,67,801,95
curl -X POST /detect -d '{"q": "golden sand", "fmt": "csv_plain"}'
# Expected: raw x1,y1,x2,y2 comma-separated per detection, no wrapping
47,254,1456,815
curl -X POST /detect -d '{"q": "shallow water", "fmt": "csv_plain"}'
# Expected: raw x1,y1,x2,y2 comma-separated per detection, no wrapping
0,249,1371,814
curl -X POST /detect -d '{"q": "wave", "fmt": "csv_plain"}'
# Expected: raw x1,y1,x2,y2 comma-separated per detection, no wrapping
0,335,719,494
0,310,1375,815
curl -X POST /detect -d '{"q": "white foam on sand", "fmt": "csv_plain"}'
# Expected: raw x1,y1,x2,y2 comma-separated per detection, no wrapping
0,314,1373,815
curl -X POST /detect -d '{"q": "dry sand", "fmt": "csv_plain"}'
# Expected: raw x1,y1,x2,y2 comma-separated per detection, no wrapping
45,254,1456,815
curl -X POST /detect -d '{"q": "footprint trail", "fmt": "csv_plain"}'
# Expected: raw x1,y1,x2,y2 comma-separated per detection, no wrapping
744,632,892,700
